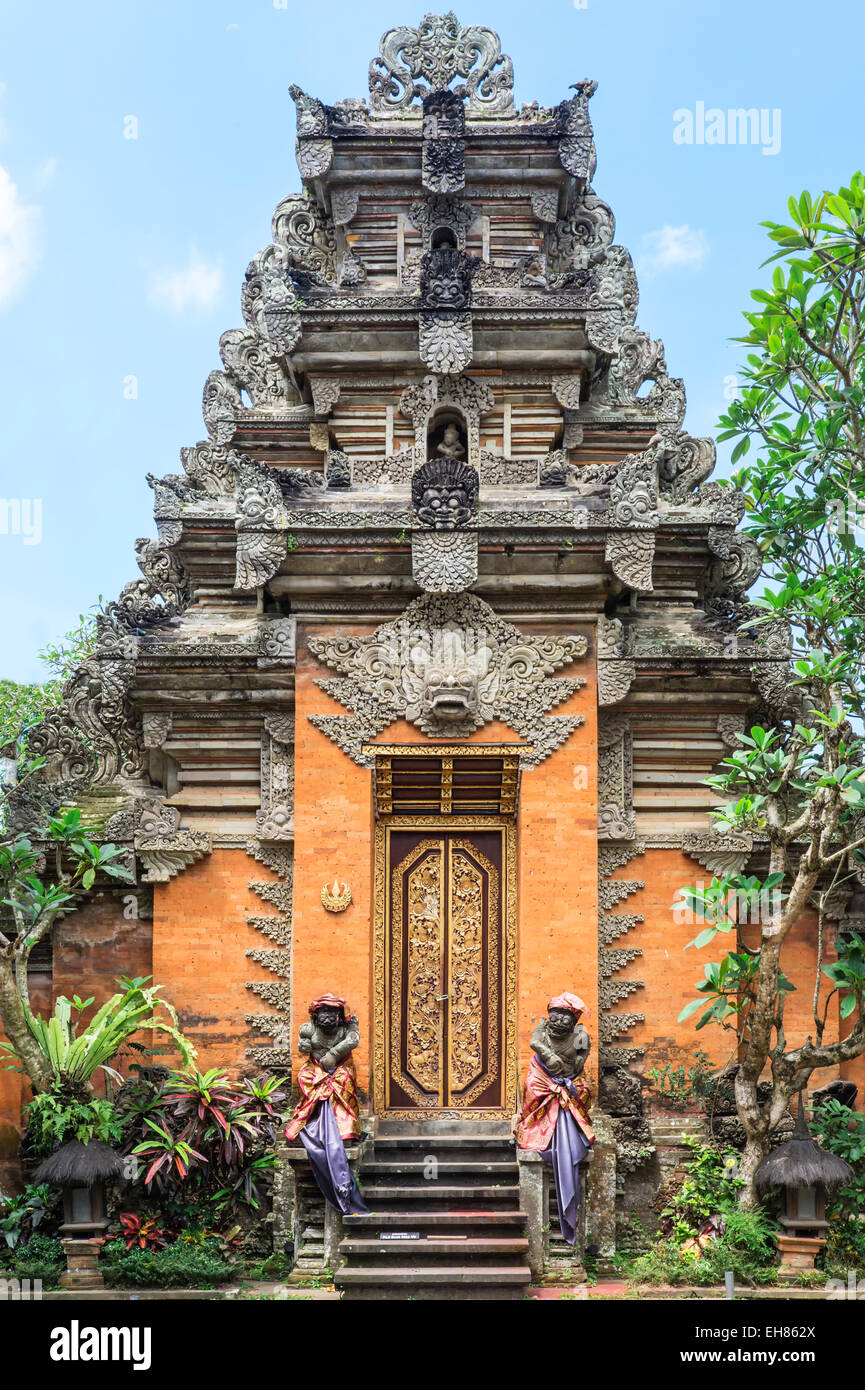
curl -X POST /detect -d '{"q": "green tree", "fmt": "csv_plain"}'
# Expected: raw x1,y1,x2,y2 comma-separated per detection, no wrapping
0,604,101,749
0,808,139,1091
678,175,865,1206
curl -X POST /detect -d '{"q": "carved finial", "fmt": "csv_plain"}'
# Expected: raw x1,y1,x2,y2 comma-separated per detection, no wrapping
369,13,514,116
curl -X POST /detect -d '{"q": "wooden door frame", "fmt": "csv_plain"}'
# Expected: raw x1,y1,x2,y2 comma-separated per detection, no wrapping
371,814,518,1120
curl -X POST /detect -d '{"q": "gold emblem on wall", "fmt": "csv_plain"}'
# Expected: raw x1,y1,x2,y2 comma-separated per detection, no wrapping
321,875,352,912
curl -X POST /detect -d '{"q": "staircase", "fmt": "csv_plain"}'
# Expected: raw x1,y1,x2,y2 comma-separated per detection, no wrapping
335,1121,532,1300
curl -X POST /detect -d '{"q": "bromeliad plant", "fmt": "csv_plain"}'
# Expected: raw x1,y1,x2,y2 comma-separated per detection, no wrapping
10,979,195,1097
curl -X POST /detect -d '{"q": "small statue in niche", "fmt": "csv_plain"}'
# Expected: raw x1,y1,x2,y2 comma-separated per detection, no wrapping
436,422,466,459
284,994,369,1215
516,992,594,1246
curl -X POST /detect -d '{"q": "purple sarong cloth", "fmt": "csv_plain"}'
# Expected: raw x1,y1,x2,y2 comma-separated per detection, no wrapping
538,1063,590,1245
299,1096,369,1215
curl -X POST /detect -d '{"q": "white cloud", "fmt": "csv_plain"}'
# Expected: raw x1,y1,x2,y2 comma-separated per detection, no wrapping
148,252,223,313
0,163,40,308
637,224,708,277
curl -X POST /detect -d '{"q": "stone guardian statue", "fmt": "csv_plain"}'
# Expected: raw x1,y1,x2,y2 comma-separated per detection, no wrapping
516,992,594,1245
284,993,369,1215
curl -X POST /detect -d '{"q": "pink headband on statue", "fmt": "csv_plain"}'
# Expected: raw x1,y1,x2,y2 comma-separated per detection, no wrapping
547,992,590,1021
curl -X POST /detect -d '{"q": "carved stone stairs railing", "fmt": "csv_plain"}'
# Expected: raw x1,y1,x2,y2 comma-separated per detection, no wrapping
335,1122,532,1301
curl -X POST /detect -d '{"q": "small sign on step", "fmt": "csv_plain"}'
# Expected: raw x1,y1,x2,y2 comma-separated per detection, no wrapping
380,1231,421,1240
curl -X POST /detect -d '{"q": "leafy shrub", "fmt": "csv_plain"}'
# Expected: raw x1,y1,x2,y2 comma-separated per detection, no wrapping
0,1183,58,1248
11,1233,65,1285
633,1207,778,1287
658,1137,744,1240
24,1085,122,1157
100,1236,237,1289
633,1138,778,1286
813,1099,865,1271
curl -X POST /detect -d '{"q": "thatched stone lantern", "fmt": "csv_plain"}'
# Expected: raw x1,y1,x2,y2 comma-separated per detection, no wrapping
34,1139,123,1289
755,1094,854,1281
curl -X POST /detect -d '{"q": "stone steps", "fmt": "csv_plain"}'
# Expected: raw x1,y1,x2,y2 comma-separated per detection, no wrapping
341,1237,529,1257
336,1265,532,1300
336,1124,532,1300
359,1183,521,1204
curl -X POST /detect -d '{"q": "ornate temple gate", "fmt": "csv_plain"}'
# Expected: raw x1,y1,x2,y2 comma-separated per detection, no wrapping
369,746,520,1118
380,825,515,1114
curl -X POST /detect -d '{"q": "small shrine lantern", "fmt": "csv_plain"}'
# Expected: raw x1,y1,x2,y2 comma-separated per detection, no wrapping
34,1139,123,1289
755,1093,854,1281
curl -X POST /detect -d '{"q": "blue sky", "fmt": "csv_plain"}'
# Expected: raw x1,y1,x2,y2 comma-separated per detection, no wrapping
0,0,861,682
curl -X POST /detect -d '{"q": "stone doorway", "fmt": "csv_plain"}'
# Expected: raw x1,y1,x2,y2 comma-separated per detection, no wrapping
372,817,518,1118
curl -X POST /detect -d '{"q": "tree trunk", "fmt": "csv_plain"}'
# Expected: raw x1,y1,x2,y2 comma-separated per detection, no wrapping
0,956,52,1092
737,1132,769,1210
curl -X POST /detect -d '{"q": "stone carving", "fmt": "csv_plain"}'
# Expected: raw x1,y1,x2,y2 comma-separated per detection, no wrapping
325,450,352,489
180,442,243,497
309,591,586,766
596,615,627,660
133,538,189,611
271,194,337,280
551,374,583,411
142,713,172,749
421,245,478,310
605,530,655,593
539,450,572,489
295,136,333,180
419,311,473,373
717,714,746,749
656,431,716,502
478,450,537,486
600,326,666,404
310,377,342,418
27,616,144,785
352,448,415,488
234,458,288,591
337,247,366,287
245,840,293,1068
411,530,478,593
556,82,597,183
682,830,753,877
598,714,635,841
369,13,515,117
409,194,475,247
202,370,242,445
705,532,762,599
696,480,746,527
531,189,559,224
422,89,465,192
412,457,478,527
218,329,294,411
399,372,494,462
598,660,636,707
243,244,304,357
545,192,615,274
528,999,591,1080
608,452,658,529
330,188,360,227
257,722,294,842
258,617,297,668
133,798,211,883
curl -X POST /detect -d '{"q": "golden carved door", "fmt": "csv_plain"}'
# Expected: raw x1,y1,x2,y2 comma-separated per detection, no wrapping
378,823,516,1116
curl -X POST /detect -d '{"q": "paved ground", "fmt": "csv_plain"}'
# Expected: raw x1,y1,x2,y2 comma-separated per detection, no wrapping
40,1279,827,1301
